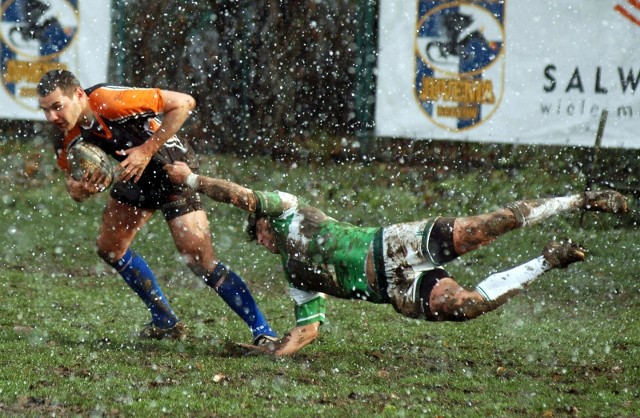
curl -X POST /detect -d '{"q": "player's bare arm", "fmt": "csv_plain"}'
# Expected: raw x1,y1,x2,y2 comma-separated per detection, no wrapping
163,161,192,184
164,162,258,212
117,90,196,183
268,322,320,356
239,322,320,356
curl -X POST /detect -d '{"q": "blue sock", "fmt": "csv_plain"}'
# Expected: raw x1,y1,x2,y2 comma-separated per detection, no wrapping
111,249,178,328
205,262,277,339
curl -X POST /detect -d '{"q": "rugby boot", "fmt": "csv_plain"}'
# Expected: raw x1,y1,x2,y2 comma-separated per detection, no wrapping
542,240,586,269
253,334,279,348
139,322,188,341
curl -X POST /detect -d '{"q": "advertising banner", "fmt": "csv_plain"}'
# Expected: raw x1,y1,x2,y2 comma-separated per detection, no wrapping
376,0,640,148
0,0,111,120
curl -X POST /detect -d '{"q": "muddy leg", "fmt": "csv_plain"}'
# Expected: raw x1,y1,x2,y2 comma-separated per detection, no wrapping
453,194,590,256
453,208,518,256
428,278,505,321
430,240,586,321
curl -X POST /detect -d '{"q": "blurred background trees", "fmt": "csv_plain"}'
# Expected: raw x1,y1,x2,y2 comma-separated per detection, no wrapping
110,0,376,157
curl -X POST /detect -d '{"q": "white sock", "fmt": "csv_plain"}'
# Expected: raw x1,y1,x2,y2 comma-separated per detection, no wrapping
475,256,551,301
527,196,581,226
511,196,581,227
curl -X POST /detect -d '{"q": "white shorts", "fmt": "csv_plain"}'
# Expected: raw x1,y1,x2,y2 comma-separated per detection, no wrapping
375,217,450,318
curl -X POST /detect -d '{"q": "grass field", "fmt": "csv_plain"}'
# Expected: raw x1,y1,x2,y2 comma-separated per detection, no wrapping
1,138,639,417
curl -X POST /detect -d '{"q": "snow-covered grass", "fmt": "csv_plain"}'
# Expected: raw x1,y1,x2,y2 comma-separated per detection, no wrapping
1,139,638,416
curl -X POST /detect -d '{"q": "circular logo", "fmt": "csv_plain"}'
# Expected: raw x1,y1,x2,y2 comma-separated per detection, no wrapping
1,0,78,59
1,0,78,112
416,2,504,76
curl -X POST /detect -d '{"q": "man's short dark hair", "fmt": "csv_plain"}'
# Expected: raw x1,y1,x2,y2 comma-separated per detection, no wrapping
37,69,81,97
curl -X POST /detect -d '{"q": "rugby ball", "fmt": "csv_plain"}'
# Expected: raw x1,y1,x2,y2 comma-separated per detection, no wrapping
67,141,114,189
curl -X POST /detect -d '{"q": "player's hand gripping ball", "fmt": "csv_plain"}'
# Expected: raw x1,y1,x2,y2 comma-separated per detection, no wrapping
68,141,114,191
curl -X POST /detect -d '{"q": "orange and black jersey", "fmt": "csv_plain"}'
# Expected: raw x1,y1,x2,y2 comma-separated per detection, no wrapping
54,84,197,173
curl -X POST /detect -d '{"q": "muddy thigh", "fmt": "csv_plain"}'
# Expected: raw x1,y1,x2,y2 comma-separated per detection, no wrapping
453,209,517,255
429,278,501,321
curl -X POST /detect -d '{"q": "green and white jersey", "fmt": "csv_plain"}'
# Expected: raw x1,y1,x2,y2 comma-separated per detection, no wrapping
255,191,382,325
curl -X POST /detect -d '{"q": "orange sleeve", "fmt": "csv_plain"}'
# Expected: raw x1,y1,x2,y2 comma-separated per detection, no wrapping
88,87,164,121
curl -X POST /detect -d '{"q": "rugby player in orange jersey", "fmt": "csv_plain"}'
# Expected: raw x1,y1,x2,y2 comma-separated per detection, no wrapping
165,161,627,355
37,70,277,345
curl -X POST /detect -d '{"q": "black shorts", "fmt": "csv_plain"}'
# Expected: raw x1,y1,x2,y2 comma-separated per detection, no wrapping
110,160,204,221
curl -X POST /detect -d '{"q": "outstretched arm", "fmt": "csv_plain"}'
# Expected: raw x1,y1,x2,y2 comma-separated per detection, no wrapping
164,161,258,212
237,322,320,356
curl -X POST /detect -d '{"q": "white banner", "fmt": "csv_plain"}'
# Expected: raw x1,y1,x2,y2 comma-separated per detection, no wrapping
0,0,111,120
376,0,640,148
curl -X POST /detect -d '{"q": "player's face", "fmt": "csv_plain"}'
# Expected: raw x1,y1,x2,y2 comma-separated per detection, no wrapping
256,218,278,254
38,87,84,133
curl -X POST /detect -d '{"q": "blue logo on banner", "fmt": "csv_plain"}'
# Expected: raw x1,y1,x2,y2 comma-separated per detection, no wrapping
415,1,505,131
1,0,78,111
